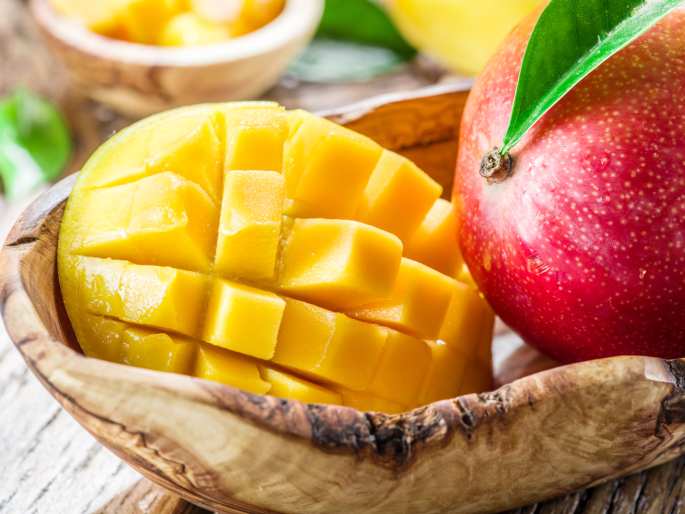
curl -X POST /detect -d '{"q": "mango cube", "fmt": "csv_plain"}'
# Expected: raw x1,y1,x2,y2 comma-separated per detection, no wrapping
364,330,432,407
356,150,442,244
84,111,223,203
274,219,403,310
415,341,468,406
258,366,342,405
76,172,219,272
194,343,271,394
202,279,285,360
283,113,382,219
476,306,496,368
224,106,288,173
160,12,232,45
271,298,387,391
345,258,455,340
78,315,129,362
335,388,406,414
214,170,285,280
122,0,182,45
457,262,478,291
439,281,487,358
121,327,198,374
405,199,464,278
72,256,211,338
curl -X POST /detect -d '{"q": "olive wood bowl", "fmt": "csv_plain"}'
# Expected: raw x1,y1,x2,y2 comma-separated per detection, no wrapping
29,0,323,117
3,82,685,514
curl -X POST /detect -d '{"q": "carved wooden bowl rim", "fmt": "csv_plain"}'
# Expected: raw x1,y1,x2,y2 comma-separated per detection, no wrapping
29,0,324,67
4,86,685,513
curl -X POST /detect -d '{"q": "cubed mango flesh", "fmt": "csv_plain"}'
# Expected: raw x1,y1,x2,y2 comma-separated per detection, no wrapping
214,170,285,280
225,106,288,173
364,330,432,407
258,366,342,405
122,0,182,44
283,113,383,219
202,279,285,360
58,103,494,415
273,219,403,310
415,341,468,406
345,258,455,340
405,199,464,279
159,12,232,46
194,343,271,394
51,0,124,37
75,172,219,273
335,388,407,415
65,255,211,338
121,327,198,374
271,298,387,391
439,281,487,358
356,150,442,244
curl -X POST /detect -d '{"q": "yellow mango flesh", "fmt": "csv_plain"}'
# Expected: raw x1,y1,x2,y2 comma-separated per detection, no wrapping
121,0,182,44
58,103,494,414
74,172,219,273
271,298,387,391
259,366,342,405
273,219,403,310
225,107,288,173
364,330,432,407
52,0,284,45
283,113,383,219
335,388,407,415
345,258,455,340
215,170,285,280
121,327,198,374
159,12,232,46
416,341,468,406
405,198,464,279
194,343,271,394
356,150,442,244
202,279,285,360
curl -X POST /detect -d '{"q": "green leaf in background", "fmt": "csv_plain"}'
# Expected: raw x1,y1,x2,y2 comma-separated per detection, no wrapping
0,88,72,200
317,0,416,58
500,0,685,156
288,0,416,83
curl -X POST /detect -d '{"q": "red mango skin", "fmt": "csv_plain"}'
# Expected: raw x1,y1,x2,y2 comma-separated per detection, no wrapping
454,6,685,364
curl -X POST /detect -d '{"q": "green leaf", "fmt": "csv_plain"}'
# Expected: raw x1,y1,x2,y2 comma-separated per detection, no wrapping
501,0,685,156
317,0,416,58
0,88,72,200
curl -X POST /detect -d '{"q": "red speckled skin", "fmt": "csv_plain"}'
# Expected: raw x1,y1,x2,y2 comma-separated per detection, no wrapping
454,6,685,363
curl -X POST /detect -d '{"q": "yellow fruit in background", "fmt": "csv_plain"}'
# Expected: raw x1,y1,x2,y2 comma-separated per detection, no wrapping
384,0,544,75
58,102,495,414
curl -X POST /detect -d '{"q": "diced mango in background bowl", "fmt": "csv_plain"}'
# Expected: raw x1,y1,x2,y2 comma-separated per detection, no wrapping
51,0,285,46
58,102,494,414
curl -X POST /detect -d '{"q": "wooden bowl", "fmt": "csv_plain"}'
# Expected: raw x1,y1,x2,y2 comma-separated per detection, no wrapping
3,82,685,514
29,0,323,117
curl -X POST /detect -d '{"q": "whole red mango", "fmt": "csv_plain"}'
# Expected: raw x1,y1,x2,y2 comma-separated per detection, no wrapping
454,6,685,363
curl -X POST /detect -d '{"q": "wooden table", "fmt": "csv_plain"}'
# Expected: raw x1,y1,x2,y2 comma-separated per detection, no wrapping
2,0,685,512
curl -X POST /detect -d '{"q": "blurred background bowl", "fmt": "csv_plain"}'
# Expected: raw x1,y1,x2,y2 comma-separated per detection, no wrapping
29,0,324,118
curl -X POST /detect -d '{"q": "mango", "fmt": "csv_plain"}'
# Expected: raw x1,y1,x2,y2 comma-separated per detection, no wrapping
271,298,387,391
283,112,383,219
159,12,232,46
194,342,271,394
405,199,464,279
215,170,285,280
58,103,495,415
122,0,183,45
345,258,455,340
258,366,342,405
356,150,442,244
75,172,219,273
273,219,403,310
202,279,285,360
121,327,198,374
